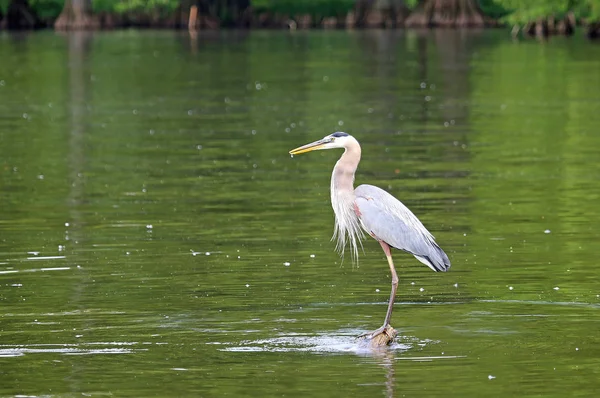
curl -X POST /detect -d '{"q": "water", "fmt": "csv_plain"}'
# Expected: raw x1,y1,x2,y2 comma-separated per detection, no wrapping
1,29,600,396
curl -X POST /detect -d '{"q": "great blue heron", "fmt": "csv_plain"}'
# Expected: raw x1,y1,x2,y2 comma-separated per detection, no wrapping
289,132,451,339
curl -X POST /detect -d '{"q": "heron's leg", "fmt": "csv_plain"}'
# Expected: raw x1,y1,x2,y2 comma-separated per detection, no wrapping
380,240,398,328
358,241,398,339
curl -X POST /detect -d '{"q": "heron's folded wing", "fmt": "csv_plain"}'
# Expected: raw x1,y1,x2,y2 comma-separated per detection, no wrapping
355,184,450,272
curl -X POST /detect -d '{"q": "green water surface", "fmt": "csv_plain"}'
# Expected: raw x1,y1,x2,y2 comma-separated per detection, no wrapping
1,29,600,397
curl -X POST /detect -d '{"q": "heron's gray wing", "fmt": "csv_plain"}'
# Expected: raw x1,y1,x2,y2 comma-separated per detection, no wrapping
355,184,450,272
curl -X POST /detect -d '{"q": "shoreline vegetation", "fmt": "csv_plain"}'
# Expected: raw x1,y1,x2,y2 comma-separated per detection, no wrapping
1,0,599,39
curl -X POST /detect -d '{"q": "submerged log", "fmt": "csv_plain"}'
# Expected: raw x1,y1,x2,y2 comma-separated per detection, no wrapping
359,325,398,349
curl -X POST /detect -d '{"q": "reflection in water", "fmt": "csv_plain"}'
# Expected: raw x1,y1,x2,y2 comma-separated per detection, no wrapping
224,329,464,398
63,29,93,395
1,29,600,397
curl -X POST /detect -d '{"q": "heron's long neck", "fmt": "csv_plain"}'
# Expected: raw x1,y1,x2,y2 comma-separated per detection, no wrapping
330,141,363,260
331,144,361,195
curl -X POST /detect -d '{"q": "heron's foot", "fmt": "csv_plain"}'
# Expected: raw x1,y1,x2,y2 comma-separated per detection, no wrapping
358,324,398,347
358,325,388,339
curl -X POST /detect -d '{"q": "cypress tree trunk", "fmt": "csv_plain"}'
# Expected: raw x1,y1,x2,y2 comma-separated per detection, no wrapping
354,0,408,28
405,0,486,27
55,0,99,30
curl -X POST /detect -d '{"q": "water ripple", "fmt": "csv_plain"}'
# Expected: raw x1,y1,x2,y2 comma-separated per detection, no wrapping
222,330,419,354
0,342,145,357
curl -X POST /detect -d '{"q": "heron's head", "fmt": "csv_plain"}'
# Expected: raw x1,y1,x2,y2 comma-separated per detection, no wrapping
289,132,355,155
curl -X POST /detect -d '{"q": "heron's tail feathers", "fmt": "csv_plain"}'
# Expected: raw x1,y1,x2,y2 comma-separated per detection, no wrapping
414,244,451,272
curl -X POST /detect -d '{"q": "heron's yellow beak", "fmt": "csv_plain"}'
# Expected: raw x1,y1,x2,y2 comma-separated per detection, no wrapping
289,138,330,155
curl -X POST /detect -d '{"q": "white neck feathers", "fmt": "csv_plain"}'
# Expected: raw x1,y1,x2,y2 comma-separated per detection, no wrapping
330,142,364,262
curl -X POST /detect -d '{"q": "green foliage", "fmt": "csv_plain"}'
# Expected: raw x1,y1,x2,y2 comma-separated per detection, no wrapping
251,0,354,17
0,0,10,14
578,0,600,20
91,0,180,14
93,0,117,13
113,0,179,15
404,0,419,9
489,0,600,22
249,0,509,20
6,0,600,26
496,0,572,23
479,0,511,19
0,0,62,19
30,0,63,19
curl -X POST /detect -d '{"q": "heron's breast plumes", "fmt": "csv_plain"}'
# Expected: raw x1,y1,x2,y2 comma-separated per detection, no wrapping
330,187,364,263
329,141,364,263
